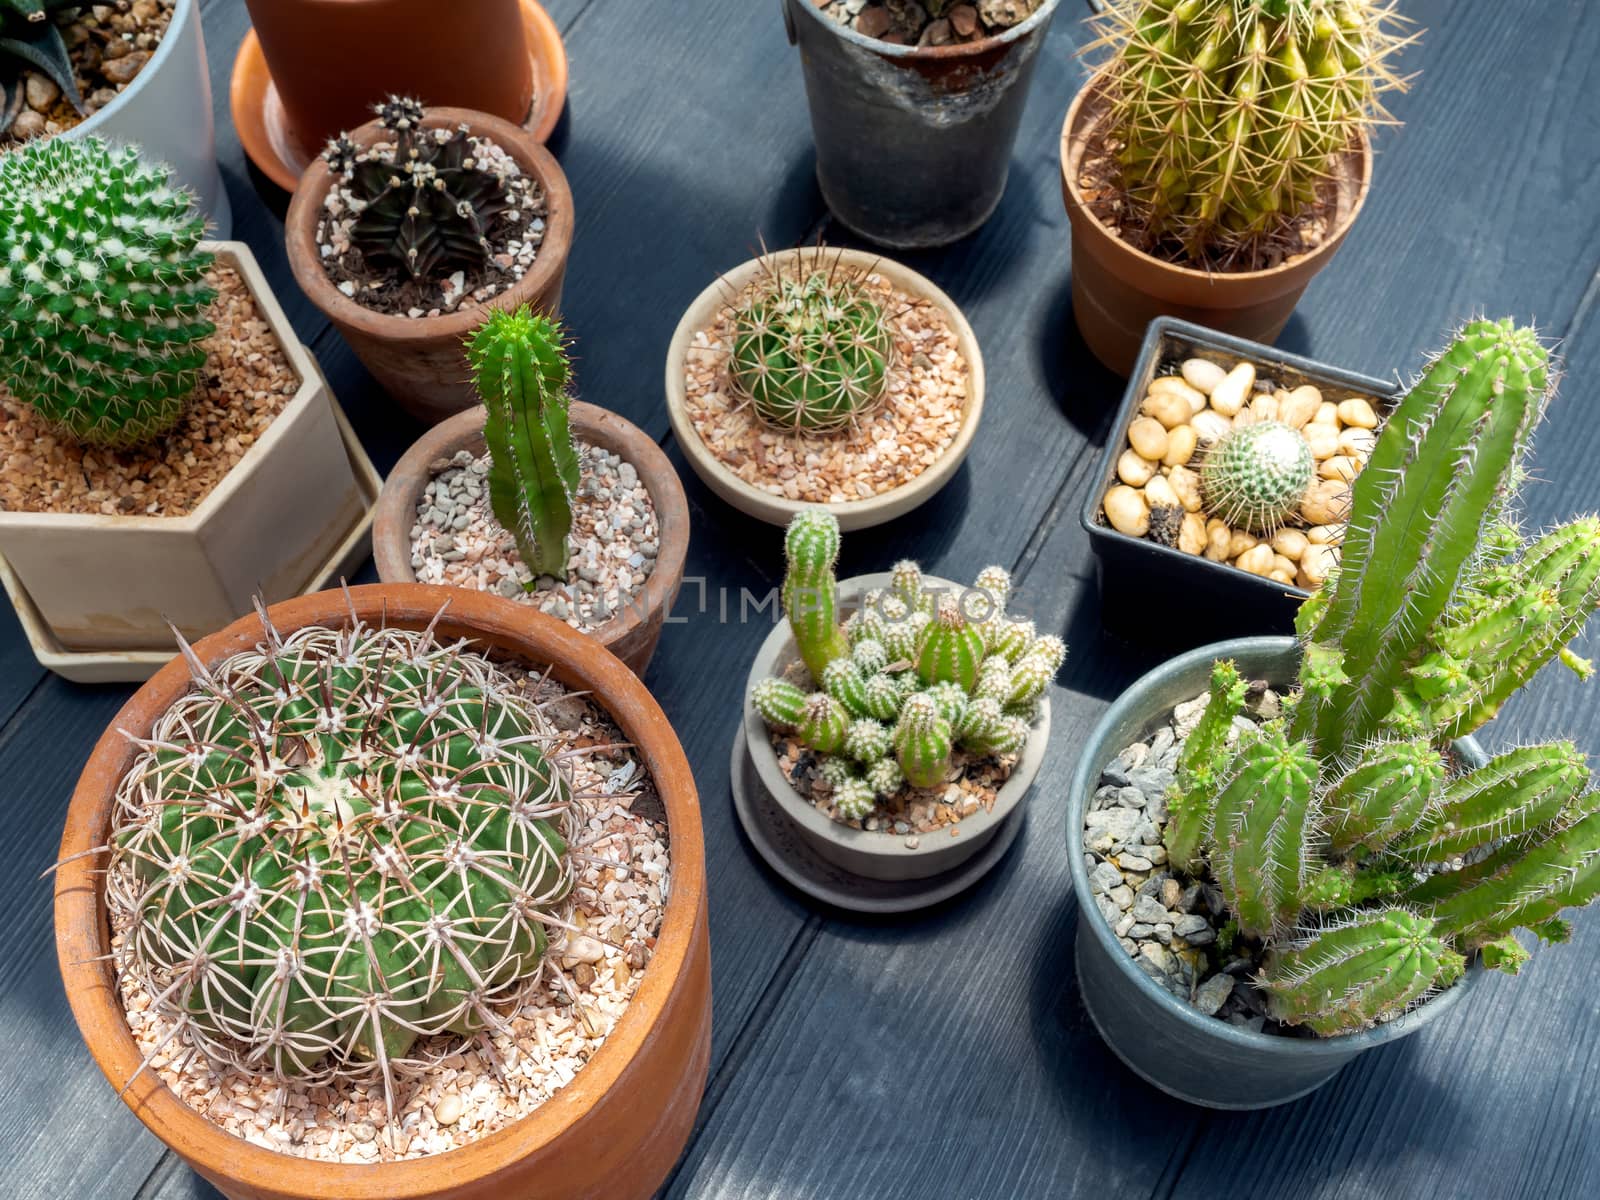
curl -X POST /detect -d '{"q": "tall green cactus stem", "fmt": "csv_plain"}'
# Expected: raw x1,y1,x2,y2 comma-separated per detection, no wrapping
782,510,849,680
1200,421,1316,535
1089,0,1413,261
1259,909,1465,1035
1392,743,1588,862
915,600,987,691
752,678,807,729
895,693,953,789
1208,726,1318,937
1164,659,1247,873
1295,320,1551,753
1321,737,1443,854
470,306,579,579
0,137,215,448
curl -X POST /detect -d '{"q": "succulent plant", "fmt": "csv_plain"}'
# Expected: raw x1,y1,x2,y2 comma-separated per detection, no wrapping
327,96,515,284
1,1,85,137
728,249,894,434
1200,420,1316,534
106,601,576,1111
754,509,1063,822
0,137,215,448
470,305,579,579
1157,319,1600,1035
1088,0,1414,262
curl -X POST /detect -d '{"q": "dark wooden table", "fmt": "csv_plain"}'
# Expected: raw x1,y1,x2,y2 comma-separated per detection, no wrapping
5,1,1600,1197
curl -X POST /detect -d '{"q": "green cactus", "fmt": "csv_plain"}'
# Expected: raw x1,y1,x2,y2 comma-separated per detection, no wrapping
1208,725,1319,937
1164,659,1247,873
0,137,216,448
915,599,988,691
895,693,954,790
843,718,892,764
752,677,808,729
728,251,893,433
865,758,907,798
798,693,850,755
1089,0,1413,261
109,608,574,1103
781,510,850,680
1321,737,1443,854
470,306,579,579
1200,421,1316,535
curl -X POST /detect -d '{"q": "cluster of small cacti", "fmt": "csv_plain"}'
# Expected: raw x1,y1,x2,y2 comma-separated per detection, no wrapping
324,96,515,284
0,137,216,448
1089,0,1413,261
1198,420,1315,535
752,510,1063,821
106,603,576,1106
0,1,83,136
1161,319,1600,1035
470,305,580,579
728,249,895,434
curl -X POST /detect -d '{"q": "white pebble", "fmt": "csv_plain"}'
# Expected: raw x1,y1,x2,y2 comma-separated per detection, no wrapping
1181,358,1227,395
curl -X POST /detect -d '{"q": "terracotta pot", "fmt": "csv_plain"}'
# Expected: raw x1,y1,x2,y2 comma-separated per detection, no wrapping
286,106,574,424
1060,75,1373,376
55,584,711,1200
243,0,535,164
373,404,690,675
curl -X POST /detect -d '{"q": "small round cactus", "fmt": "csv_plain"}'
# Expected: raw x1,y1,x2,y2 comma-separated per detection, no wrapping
729,258,894,433
1200,420,1316,534
0,137,215,448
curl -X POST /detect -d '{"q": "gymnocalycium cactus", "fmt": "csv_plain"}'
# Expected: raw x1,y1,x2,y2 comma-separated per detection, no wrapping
470,305,579,579
729,248,894,434
0,137,216,448
1088,0,1414,263
105,600,577,1112
1156,318,1600,1035
1200,420,1316,534
752,509,1064,823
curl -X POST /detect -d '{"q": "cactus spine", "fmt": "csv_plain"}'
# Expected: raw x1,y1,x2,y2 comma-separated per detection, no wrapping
471,306,579,579
1200,421,1316,534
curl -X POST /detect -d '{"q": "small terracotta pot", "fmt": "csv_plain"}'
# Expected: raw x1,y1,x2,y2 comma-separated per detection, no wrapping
1060,75,1372,376
286,106,574,424
55,584,710,1200
373,404,690,675
243,0,535,163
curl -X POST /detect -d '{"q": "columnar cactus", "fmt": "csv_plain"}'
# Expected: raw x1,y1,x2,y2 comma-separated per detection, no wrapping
1199,421,1316,534
1207,726,1318,937
729,250,894,433
781,508,850,679
106,605,575,1108
470,306,580,579
1089,0,1413,260
1164,659,1246,872
0,137,216,448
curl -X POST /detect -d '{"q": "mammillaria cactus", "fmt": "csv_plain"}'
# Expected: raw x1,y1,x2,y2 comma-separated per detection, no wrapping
105,601,575,1111
1153,319,1600,1035
728,250,894,433
470,305,580,579
753,509,1063,823
0,137,215,448
1088,0,1413,262
1199,421,1316,534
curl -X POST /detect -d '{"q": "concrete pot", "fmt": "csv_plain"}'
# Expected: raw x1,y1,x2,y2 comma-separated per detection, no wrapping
743,572,1050,882
56,584,711,1200
286,106,574,424
783,0,1064,248
65,0,229,235
1059,75,1372,376
664,247,984,531
1067,636,1483,1110
0,241,369,653
372,403,690,676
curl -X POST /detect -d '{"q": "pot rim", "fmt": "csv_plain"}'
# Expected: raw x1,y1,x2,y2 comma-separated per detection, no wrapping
285,105,574,343
1059,71,1374,285
1068,634,1480,1058
743,571,1050,861
789,0,1064,62
663,246,986,530
67,0,197,141
54,584,704,1198
371,402,690,653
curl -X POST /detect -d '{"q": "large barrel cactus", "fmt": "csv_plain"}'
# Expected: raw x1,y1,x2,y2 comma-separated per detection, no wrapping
107,607,575,1104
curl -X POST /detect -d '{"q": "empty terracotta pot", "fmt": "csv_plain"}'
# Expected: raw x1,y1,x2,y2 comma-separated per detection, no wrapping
373,403,690,676
243,0,535,162
56,584,711,1200
1060,75,1372,376
286,106,574,423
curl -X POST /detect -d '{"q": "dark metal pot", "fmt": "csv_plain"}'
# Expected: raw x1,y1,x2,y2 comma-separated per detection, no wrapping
783,0,1064,248
1067,636,1484,1110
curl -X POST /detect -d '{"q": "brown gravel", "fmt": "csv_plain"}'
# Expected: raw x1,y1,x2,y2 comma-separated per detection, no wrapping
0,262,299,518
683,270,969,504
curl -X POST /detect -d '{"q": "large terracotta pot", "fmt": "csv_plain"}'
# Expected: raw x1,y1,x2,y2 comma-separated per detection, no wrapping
1060,75,1372,376
55,585,711,1200
373,404,691,676
243,0,535,163
286,106,574,424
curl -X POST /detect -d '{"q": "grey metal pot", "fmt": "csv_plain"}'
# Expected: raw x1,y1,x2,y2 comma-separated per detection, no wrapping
1067,636,1484,1109
782,0,1064,248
